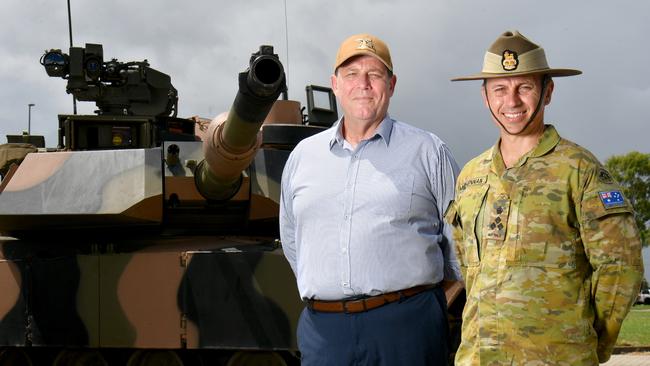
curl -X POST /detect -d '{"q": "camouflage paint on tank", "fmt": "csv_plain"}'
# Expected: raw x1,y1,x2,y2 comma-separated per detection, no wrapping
0,238,23,346
179,240,299,350
0,236,301,352
0,148,163,233
248,149,292,220
0,144,38,181
446,125,643,365
0,241,91,347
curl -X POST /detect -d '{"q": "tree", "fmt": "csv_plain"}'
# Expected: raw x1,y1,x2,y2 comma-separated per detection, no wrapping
605,151,650,246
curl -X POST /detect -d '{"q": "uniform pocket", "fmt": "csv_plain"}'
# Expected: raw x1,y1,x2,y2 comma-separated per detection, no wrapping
508,184,578,268
456,184,489,266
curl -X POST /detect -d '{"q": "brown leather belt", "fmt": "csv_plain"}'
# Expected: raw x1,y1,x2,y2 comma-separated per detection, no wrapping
306,283,438,313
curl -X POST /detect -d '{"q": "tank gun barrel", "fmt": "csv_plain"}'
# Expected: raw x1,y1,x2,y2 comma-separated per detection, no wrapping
195,45,286,201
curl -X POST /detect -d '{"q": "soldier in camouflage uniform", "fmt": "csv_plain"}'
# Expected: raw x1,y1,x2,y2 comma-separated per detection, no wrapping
446,30,644,365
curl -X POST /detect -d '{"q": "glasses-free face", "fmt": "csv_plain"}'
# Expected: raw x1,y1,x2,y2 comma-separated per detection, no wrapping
331,55,396,126
482,75,554,136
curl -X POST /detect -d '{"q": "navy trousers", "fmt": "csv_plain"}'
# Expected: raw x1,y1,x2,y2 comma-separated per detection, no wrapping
297,287,448,366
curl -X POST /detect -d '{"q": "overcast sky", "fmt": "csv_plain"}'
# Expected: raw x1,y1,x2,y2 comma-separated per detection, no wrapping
1,0,648,166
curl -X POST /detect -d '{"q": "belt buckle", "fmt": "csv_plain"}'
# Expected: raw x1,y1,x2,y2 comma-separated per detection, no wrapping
345,298,369,313
342,301,349,314
342,299,367,314
397,290,406,303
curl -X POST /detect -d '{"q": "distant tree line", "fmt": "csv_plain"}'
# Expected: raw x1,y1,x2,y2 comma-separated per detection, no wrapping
605,151,650,247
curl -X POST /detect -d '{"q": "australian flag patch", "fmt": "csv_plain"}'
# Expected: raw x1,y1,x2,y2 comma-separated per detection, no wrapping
599,190,625,209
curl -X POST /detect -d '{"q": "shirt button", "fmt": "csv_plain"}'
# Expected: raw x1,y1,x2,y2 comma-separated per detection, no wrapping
344,215,350,220
342,247,347,254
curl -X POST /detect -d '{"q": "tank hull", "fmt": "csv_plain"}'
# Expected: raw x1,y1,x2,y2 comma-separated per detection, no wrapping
0,236,303,365
0,236,301,348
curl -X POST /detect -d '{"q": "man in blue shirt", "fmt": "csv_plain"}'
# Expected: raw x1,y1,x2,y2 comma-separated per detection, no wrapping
280,33,460,365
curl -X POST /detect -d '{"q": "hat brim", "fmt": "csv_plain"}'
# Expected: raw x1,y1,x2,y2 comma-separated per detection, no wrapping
451,68,582,81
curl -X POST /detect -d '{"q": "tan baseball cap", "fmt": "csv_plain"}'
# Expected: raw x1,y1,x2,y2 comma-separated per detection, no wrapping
334,33,393,72
451,30,581,81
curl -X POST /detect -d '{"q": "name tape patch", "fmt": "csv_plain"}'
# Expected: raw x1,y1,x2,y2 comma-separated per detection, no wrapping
459,176,487,192
599,190,625,209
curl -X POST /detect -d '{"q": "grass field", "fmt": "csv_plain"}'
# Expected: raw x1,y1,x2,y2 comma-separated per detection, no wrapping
616,304,650,346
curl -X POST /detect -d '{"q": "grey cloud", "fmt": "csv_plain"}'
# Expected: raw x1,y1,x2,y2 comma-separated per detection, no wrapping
1,0,648,167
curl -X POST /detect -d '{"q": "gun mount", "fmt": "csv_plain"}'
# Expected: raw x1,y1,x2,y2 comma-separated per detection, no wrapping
195,45,286,201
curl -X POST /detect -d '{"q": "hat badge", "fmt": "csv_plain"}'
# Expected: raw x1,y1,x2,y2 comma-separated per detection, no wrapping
356,38,376,53
501,50,518,71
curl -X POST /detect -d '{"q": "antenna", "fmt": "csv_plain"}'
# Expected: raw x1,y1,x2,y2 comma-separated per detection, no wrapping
67,0,77,114
67,0,73,48
283,0,290,98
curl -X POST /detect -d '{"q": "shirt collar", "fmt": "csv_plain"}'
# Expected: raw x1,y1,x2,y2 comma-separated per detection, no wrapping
528,124,561,158
328,115,394,149
490,124,561,174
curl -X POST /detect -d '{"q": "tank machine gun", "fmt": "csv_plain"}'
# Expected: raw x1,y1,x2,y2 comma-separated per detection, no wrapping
0,44,338,365
42,43,178,117
40,43,196,151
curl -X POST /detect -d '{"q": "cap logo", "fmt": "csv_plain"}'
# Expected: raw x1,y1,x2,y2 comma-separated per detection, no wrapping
356,38,376,53
501,50,518,71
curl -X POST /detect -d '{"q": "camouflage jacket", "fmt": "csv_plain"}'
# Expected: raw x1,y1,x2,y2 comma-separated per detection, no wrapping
445,125,643,365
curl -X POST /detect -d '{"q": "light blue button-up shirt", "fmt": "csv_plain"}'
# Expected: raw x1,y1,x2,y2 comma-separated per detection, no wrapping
280,116,461,300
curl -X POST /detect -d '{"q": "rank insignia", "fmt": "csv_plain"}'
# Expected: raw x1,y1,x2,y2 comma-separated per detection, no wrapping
502,50,518,71
356,38,376,53
599,190,625,209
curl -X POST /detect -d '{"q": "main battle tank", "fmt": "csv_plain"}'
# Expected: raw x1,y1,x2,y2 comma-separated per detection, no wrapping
0,43,339,366
0,44,464,366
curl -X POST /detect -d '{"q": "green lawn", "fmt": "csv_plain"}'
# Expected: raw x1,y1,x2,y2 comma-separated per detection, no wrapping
617,304,650,346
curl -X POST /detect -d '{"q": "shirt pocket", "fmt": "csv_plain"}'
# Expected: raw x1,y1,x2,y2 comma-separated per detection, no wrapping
455,184,489,267
369,171,414,217
508,184,578,268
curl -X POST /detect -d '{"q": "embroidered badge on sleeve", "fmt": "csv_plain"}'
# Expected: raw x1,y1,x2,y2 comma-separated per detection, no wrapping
599,190,625,209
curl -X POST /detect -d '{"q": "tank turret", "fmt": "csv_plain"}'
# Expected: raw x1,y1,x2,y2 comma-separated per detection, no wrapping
0,45,322,235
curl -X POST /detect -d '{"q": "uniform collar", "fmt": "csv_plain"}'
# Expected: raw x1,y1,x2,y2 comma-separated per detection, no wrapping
490,124,561,174
529,124,561,158
329,115,394,149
